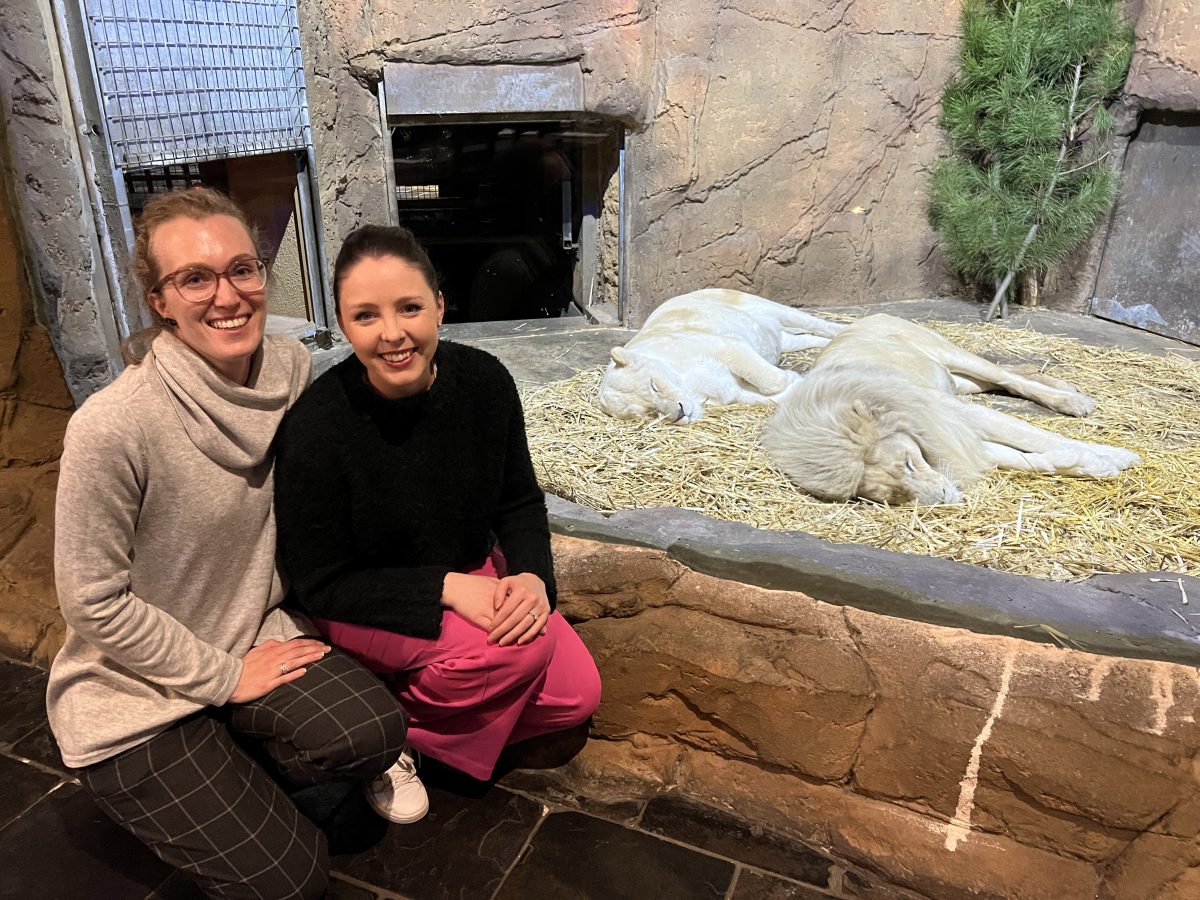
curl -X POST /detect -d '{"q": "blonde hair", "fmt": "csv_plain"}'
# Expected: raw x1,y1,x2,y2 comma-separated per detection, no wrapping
122,187,258,364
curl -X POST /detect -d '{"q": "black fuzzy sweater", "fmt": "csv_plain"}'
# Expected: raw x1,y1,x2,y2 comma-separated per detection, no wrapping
274,341,556,639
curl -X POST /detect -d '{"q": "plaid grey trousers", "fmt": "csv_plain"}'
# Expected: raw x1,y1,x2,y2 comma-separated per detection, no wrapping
81,648,406,899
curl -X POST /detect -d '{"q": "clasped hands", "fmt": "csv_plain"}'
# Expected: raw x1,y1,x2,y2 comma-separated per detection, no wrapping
442,571,549,645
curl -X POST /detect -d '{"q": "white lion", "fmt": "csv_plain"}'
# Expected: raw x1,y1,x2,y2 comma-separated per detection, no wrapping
761,314,1141,505
598,289,846,424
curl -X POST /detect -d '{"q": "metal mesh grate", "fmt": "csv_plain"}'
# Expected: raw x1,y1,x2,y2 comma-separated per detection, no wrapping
83,0,311,170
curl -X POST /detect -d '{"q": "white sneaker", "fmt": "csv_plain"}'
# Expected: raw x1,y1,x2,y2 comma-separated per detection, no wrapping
365,750,429,824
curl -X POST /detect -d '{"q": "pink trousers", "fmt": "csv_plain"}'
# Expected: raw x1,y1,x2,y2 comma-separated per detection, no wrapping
314,555,601,780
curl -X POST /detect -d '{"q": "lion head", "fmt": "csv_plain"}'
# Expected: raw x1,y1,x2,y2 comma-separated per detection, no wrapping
598,347,705,424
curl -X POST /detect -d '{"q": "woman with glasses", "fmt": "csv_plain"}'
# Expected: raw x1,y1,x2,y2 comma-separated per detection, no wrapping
47,187,407,899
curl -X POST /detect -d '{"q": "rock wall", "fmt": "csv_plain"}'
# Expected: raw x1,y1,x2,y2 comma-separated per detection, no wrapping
1125,0,1200,111
297,0,961,324
299,0,1200,324
552,535,1200,900
0,150,72,665
0,1,124,402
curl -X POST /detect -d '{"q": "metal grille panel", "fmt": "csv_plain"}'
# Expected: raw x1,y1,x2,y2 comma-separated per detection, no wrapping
83,0,311,170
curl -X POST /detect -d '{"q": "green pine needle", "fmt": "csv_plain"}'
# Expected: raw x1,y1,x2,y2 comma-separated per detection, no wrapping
929,0,1133,306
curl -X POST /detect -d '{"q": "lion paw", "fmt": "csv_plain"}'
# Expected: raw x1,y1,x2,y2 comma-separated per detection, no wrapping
1050,390,1096,418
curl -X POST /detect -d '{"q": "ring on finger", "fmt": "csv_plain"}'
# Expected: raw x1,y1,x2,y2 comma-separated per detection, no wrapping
279,663,289,675
528,610,538,622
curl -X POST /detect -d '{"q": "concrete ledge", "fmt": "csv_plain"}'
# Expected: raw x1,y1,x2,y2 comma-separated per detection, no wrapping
547,496,1200,667
383,62,585,119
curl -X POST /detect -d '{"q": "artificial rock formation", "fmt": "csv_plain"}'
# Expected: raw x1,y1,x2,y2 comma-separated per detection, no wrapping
0,173,72,665
297,0,962,324
552,535,1200,900
1126,0,1200,111
0,2,125,403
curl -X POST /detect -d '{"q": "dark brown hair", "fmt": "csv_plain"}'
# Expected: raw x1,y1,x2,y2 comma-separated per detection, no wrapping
333,224,439,315
122,187,258,364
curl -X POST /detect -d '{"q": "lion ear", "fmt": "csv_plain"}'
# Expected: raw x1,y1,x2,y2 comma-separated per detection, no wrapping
851,399,875,422
610,347,631,366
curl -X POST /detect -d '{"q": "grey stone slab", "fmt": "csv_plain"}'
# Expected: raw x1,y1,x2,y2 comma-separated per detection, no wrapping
494,811,734,900
1085,572,1200,627
497,771,645,826
383,61,585,118
447,326,631,387
0,783,177,899
1093,117,1200,347
732,871,834,900
331,784,542,898
546,497,1200,666
0,754,60,832
640,794,832,887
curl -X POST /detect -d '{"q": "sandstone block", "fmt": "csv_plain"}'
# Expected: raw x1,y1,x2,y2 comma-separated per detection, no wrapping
846,609,1200,863
1127,0,1200,110
680,749,1102,900
0,477,34,558
0,588,62,666
0,400,71,466
0,522,55,606
15,325,74,409
554,537,678,620
579,603,872,780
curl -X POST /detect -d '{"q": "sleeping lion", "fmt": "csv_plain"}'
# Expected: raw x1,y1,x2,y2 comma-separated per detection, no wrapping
761,314,1141,505
599,289,846,424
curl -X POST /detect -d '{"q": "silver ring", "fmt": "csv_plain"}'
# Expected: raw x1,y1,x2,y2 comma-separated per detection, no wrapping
529,610,538,621
279,663,288,675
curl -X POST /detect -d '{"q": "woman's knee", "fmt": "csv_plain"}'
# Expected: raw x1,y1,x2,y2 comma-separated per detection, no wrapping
312,680,408,779
276,653,408,779
490,626,557,684
572,655,603,720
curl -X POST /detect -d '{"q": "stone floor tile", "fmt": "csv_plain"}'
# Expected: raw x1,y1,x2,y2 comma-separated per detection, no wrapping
0,660,49,746
843,871,929,899
331,784,541,899
8,720,67,773
0,753,60,830
640,794,832,888
498,769,646,825
145,870,206,899
326,875,392,899
494,810,734,900
733,869,836,899
0,782,175,899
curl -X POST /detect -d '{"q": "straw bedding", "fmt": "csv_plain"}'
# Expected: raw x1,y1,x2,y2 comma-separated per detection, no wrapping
521,319,1200,582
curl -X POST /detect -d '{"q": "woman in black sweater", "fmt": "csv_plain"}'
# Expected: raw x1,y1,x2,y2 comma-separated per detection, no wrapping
274,225,601,820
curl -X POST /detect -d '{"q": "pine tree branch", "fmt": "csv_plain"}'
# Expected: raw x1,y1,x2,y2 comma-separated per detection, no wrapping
985,59,1084,320
1059,151,1111,177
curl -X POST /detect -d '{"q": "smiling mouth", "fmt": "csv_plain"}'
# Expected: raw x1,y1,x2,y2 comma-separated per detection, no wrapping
381,349,415,364
208,315,250,330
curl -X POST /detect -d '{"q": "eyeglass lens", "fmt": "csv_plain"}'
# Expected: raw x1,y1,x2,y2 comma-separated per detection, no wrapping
174,260,267,300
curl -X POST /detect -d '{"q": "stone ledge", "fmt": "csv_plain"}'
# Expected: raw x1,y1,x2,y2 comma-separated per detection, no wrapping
550,534,1200,900
547,495,1200,667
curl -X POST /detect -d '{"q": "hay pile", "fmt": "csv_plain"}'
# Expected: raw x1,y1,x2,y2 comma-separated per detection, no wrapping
521,320,1200,581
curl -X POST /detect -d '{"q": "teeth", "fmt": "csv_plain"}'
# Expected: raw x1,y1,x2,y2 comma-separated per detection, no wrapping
381,350,414,362
210,316,249,330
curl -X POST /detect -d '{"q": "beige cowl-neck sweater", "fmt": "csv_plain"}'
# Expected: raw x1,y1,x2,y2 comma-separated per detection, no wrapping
48,330,311,767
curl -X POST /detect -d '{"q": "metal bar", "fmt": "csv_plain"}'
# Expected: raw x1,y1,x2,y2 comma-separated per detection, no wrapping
303,145,334,328
617,134,628,324
378,81,399,227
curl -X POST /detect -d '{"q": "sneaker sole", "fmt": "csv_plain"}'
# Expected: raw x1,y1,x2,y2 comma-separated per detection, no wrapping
366,791,430,825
